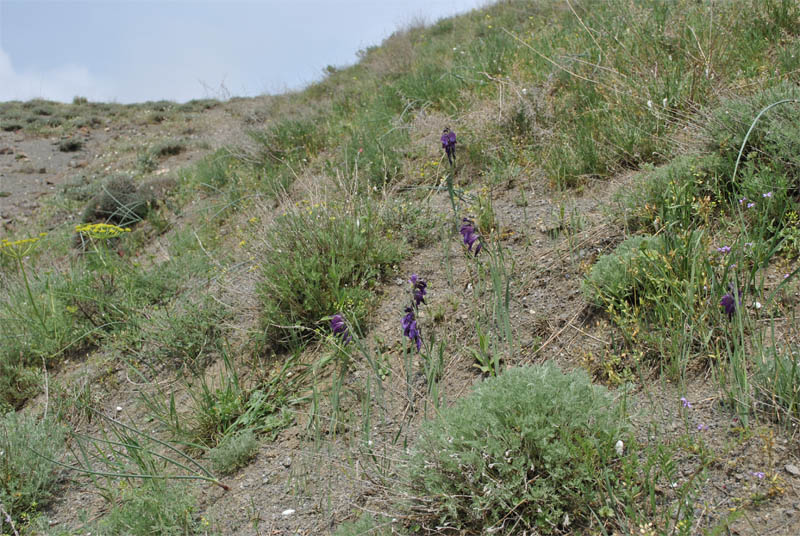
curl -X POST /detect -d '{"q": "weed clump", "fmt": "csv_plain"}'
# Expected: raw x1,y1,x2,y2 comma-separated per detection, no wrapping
406,363,628,534
258,201,402,349
0,413,66,524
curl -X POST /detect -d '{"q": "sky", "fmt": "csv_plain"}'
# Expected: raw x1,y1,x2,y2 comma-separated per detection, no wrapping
0,0,487,104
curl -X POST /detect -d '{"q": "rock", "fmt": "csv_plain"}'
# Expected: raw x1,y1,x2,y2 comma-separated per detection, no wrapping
785,464,800,477
281,509,295,517
282,457,292,468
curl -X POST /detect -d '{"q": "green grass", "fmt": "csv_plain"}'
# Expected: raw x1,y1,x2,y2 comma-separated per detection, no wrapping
257,199,403,349
0,413,67,525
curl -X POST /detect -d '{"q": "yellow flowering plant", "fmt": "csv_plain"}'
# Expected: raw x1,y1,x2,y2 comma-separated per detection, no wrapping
1,233,49,332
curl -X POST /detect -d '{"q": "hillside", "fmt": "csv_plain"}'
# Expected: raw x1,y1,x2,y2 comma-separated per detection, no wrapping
2,1,800,534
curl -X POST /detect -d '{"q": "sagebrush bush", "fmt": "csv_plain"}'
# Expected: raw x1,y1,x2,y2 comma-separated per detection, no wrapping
583,231,710,326
208,429,259,474
0,413,67,523
583,234,664,307
333,513,396,536
406,363,629,534
97,481,198,536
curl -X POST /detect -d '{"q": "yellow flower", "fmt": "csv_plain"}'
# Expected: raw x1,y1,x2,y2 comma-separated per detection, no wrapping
75,223,131,239
0,234,46,258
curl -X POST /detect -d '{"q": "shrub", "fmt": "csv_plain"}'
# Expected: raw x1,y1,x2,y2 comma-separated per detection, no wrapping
97,481,199,536
258,201,403,349
583,231,710,327
208,429,259,474
81,175,148,226
704,83,800,187
583,234,664,308
406,364,629,534
333,513,396,536
0,413,67,523
58,138,83,152
151,139,186,158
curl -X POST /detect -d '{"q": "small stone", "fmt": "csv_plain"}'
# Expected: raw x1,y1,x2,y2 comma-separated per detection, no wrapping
115,406,123,412
282,457,292,468
614,440,624,456
785,464,800,477
281,509,295,517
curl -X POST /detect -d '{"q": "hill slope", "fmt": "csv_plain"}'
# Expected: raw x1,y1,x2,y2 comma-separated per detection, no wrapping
2,1,800,534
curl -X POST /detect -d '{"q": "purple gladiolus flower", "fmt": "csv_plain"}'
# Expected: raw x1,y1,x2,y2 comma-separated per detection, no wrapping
330,313,352,344
412,276,428,307
460,218,482,255
763,191,773,198
697,423,708,431
402,307,422,351
720,289,744,319
441,127,457,166
752,471,765,479
747,202,755,208
681,397,692,409
717,245,731,254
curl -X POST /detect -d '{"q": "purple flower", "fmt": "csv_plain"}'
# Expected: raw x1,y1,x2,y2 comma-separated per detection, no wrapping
681,397,692,409
747,202,755,208
410,274,427,307
720,285,742,319
716,245,731,254
752,471,765,479
697,423,708,431
330,313,352,344
739,197,747,205
402,307,422,351
460,218,482,255
763,191,773,198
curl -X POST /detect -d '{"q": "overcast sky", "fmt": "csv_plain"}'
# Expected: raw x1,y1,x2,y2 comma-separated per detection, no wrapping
0,0,487,104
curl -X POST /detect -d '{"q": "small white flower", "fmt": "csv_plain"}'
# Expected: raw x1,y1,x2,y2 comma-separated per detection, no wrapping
662,97,668,108
754,301,762,309
115,406,123,412
647,100,653,110
615,440,624,456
